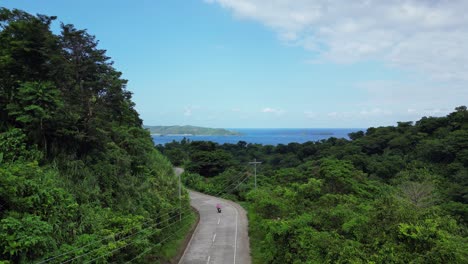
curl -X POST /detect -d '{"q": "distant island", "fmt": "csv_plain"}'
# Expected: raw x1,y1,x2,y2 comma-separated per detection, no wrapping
144,125,242,136
310,132,334,135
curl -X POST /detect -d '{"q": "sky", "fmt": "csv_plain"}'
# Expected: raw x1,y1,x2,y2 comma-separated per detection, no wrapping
2,0,467,128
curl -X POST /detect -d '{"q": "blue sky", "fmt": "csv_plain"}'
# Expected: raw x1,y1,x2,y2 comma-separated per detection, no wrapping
2,0,467,128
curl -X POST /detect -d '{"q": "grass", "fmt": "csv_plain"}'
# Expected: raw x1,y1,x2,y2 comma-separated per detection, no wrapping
159,209,197,263
130,210,197,264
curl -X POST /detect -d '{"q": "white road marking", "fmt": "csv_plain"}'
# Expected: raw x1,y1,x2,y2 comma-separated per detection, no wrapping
234,205,238,264
212,233,216,243
180,191,248,264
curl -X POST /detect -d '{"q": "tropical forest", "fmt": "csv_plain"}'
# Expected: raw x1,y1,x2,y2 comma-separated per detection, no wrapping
0,8,193,263
1,5,468,264
159,107,468,263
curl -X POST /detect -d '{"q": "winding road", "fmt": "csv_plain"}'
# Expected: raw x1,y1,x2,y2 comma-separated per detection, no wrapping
178,190,251,264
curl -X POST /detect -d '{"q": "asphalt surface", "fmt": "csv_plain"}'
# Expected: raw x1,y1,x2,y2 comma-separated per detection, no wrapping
179,190,251,264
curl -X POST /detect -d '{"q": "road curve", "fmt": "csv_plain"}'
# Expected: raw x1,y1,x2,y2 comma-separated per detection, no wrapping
179,190,251,264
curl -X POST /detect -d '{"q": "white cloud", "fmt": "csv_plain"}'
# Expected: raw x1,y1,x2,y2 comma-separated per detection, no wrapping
183,106,200,117
205,0,468,81
262,107,284,114
405,108,451,117
324,108,392,119
355,79,468,109
304,111,317,119
184,108,192,116
359,108,392,116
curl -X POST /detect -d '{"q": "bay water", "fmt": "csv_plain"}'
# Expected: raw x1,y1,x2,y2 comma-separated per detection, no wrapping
152,128,363,146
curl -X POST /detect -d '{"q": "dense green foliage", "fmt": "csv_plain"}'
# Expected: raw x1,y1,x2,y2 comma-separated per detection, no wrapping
159,107,468,263
0,8,191,263
144,125,241,136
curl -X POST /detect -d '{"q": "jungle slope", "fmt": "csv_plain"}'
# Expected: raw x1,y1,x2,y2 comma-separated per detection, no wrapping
0,8,192,263
160,107,468,263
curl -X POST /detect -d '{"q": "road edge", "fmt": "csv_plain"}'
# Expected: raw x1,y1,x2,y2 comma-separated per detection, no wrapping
176,205,201,264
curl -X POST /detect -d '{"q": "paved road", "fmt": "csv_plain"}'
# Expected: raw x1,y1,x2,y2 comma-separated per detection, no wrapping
179,190,251,264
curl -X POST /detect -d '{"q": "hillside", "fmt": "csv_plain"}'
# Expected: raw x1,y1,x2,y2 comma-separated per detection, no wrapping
159,107,468,263
144,125,241,136
0,8,192,263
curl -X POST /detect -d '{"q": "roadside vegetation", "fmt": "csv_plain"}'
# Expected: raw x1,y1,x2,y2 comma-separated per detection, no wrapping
159,107,468,263
0,8,192,263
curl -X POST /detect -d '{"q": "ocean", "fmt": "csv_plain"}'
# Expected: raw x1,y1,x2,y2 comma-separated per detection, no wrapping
152,128,363,146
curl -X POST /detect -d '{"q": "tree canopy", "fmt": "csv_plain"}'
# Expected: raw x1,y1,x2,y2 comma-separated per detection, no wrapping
159,106,468,263
0,8,191,263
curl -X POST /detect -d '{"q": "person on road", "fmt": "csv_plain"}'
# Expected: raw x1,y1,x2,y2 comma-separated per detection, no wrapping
216,203,221,213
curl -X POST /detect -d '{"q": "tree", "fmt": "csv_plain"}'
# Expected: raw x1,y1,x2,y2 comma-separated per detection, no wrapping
0,8,61,131
348,130,364,140
318,159,366,194
186,149,234,177
0,128,40,163
399,181,436,208
0,8,191,263
6,81,62,153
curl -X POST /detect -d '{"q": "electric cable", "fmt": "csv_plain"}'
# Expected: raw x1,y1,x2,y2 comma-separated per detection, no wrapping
37,205,182,264
54,167,250,263
83,208,195,264
124,216,195,263
125,171,252,263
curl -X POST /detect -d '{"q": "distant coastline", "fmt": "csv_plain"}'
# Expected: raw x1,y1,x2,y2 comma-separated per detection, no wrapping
152,128,362,146
153,134,194,136
144,125,242,136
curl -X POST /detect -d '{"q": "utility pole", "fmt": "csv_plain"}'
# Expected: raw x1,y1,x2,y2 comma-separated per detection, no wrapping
178,171,182,221
248,159,262,189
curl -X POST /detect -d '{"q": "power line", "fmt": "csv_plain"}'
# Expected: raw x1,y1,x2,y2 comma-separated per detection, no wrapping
125,171,251,262
83,212,195,264
125,169,251,263
206,168,250,196
60,208,193,264
37,206,183,264
39,169,199,264
230,173,251,193
55,167,250,263
125,216,195,263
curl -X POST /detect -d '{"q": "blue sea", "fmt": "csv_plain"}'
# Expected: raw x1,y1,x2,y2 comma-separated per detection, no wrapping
152,128,363,146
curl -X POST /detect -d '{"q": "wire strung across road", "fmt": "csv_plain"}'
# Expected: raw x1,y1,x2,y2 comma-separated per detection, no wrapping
37,204,184,264
39,169,199,264
203,168,250,198
83,211,196,264
52,167,251,263
124,213,196,263
39,167,240,264
229,173,251,193
124,169,253,263
83,170,251,263
60,209,193,264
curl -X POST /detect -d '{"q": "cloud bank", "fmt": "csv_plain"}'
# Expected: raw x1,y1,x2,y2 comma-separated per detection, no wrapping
262,107,284,115
205,0,468,82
